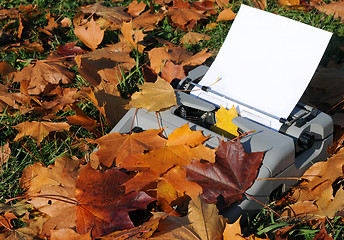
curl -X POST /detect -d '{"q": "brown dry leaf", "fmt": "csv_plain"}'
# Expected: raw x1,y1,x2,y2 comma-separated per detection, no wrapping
166,0,207,28
217,7,236,21
13,121,70,144
40,88,78,111
315,2,344,19
119,20,146,52
132,10,164,31
67,105,100,130
193,1,217,15
81,1,131,29
12,61,74,95
182,48,213,67
278,0,300,7
252,0,267,10
0,61,15,80
223,217,244,240
75,45,135,87
19,157,79,236
127,76,177,112
51,229,92,240
0,84,19,111
181,32,211,45
151,196,226,239
74,16,104,51
60,17,71,27
160,60,186,83
127,0,147,17
57,42,85,56
92,129,167,167
5,216,48,240
0,142,10,166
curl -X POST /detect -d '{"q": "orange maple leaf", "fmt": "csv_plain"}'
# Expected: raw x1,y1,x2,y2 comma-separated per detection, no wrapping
74,16,104,51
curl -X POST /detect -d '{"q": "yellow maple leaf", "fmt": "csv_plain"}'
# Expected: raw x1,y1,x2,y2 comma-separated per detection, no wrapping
211,106,239,138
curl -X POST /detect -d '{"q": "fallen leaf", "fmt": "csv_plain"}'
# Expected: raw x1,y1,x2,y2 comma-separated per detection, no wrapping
160,60,186,83
57,42,85,56
185,139,264,207
0,142,10,166
92,129,167,167
167,123,209,147
13,121,71,144
67,105,100,130
315,2,344,19
75,45,135,87
74,16,104,51
210,106,239,138
0,61,15,79
75,164,155,238
12,61,74,95
50,228,92,240
217,7,236,21
313,224,334,240
127,76,177,112
132,10,164,31
81,1,131,29
278,0,300,7
151,196,226,239
181,48,213,67
252,0,267,10
181,32,211,45
223,217,244,240
127,0,147,17
193,1,217,15
119,20,146,52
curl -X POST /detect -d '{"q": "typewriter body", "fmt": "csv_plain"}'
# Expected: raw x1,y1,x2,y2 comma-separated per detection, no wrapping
111,65,333,221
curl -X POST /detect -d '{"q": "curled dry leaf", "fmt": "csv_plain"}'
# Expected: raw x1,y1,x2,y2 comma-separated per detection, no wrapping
127,76,177,112
67,105,100,130
13,121,70,144
57,42,85,56
181,32,211,45
119,20,146,52
127,0,147,17
315,1,344,19
80,1,131,29
74,16,104,51
132,10,164,31
150,196,226,240
0,142,10,166
160,60,186,83
185,139,264,207
217,7,236,21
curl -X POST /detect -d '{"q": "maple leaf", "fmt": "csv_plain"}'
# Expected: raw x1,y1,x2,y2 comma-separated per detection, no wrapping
13,121,70,144
166,0,207,29
222,216,243,240
150,196,226,239
50,228,92,240
75,45,135,87
57,42,85,56
74,16,104,51
12,61,74,95
132,11,164,31
119,20,146,52
313,224,334,240
210,106,239,138
0,142,10,166
181,32,211,45
127,76,177,112
92,129,167,167
67,105,100,130
127,0,147,17
217,7,236,21
0,61,15,79
40,87,78,111
185,139,264,207
167,123,209,147
193,1,217,15
75,164,155,238
80,1,131,29
161,60,186,83
315,2,344,19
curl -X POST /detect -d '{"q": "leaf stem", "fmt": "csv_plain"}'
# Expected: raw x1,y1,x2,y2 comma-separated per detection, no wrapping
6,194,78,205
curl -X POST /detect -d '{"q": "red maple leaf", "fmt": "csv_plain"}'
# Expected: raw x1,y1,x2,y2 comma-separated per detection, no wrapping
184,139,264,208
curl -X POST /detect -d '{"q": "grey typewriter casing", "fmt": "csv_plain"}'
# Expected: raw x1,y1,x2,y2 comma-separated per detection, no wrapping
111,66,333,221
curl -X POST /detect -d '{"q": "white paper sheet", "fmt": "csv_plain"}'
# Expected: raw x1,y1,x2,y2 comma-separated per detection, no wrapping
193,4,332,130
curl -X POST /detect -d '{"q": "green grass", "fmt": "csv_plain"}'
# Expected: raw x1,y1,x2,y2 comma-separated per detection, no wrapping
1,0,344,238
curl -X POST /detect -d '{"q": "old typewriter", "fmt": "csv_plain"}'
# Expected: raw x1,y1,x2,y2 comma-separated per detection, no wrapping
110,5,334,221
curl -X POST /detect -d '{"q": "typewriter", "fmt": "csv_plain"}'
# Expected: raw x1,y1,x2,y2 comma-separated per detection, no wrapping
110,5,334,221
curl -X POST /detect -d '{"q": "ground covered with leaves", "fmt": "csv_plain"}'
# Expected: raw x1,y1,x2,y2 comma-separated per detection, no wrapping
1,0,344,239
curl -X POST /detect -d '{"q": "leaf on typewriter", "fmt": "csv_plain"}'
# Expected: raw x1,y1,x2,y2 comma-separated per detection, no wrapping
210,106,239,138
150,196,226,240
92,129,167,167
160,60,186,83
167,123,209,147
184,139,264,208
126,76,177,112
